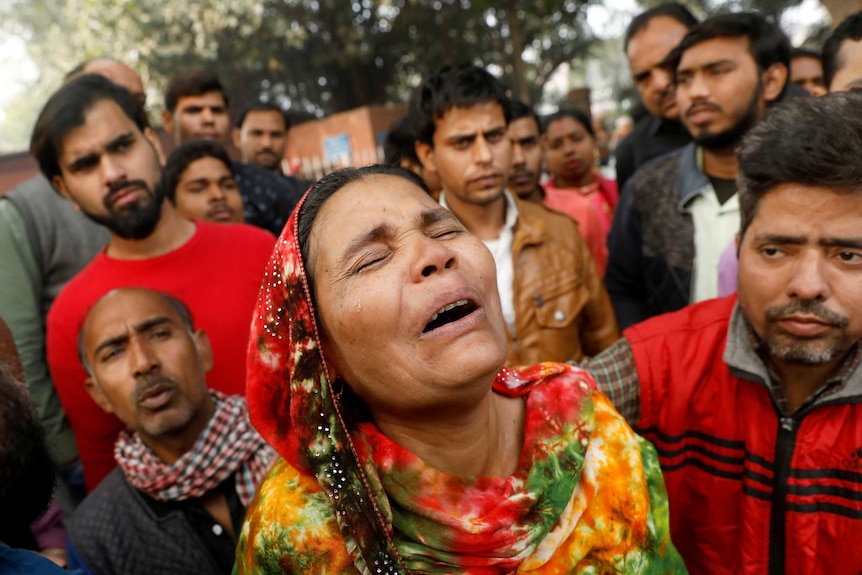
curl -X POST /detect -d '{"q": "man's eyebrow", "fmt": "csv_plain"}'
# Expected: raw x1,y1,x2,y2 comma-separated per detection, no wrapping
753,233,807,245
445,132,477,144
820,237,862,250
66,151,99,173
92,316,173,357
106,132,135,151
678,58,736,74
183,177,212,187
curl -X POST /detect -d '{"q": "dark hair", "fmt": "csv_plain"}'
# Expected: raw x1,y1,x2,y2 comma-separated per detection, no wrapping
30,74,147,184
0,360,56,532
161,139,236,203
822,11,862,90
65,59,95,81
737,91,862,238
78,289,196,374
411,64,512,146
383,115,421,166
541,108,594,137
509,100,541,131
297,165,430,291
664,12,791,99
234,102,290,131
624,3,698,51
164,69,228,114
791,47,821,61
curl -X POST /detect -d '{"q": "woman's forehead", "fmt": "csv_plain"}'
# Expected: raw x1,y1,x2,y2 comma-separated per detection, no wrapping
317,176,434,228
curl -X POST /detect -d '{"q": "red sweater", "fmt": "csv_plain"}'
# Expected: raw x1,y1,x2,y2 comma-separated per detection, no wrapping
47,221,275,491
626,296,862,574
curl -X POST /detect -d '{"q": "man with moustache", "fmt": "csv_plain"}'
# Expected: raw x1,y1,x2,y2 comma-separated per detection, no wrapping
605,12,790,329
31,75,275,491
67,288,274,575
413,64,618,367
162,69,309,236
232,102,290,176
0,58,147,506
506,100,545,204
790,47,827,96
615,3,697,191
589,91,862,575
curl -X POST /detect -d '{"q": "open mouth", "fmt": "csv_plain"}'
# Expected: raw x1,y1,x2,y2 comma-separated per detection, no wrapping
423,299,478,333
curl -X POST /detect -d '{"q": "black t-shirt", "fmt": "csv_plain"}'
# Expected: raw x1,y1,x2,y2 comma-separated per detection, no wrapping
708,175,737,206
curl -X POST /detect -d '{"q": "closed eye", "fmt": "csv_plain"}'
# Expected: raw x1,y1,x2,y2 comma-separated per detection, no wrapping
352,251,391,274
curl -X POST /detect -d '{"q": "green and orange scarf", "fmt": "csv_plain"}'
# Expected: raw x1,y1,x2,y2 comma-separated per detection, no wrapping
239,190,687,574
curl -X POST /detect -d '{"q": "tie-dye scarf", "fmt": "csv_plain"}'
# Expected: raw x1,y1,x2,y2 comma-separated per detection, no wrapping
238,189,686,574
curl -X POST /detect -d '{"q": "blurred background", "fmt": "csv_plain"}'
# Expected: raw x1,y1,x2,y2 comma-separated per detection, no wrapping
0,0,846,185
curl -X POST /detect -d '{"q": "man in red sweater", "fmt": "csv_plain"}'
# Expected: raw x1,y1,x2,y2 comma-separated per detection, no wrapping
30,74,276,491
587,92,862,573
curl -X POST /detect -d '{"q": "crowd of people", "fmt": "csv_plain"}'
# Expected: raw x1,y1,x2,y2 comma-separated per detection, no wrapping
3,3,862,574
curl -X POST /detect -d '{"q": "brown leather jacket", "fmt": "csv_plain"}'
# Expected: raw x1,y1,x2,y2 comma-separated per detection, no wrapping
507,198,619,366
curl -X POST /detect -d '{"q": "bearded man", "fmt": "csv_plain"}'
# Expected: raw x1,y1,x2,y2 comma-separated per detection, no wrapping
605,12,790,328
30,74,275,491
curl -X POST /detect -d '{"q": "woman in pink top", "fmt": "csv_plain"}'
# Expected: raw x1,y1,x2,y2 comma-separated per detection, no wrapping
542,109,618,275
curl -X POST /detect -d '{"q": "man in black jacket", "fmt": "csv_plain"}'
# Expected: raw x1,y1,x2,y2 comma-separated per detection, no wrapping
68,288,274,575
614,3,697,191
606,12,789,329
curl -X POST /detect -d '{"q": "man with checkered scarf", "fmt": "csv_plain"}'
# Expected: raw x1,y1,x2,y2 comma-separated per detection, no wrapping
66,287,274,575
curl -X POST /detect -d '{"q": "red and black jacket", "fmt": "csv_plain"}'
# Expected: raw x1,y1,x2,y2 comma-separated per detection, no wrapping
626,295,862,575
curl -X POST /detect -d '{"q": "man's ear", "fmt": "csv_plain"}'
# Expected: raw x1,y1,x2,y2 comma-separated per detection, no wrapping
52,175,82,211
193,329,214,373
231,127,243,150
85,377,114,415
144,127,166,166
415,141,436,175
762,63,789,104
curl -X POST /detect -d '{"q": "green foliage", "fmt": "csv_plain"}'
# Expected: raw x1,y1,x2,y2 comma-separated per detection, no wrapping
0,0,597,153
636,0,806,19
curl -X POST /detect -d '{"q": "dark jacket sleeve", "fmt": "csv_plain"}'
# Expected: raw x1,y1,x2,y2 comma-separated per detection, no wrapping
613,135,636,193
604,180,650,330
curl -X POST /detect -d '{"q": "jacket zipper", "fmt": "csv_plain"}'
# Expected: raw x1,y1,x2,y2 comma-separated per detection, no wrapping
768,415,797,575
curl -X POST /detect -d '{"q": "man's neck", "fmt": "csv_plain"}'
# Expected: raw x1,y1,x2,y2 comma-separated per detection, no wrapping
143,396,216,465
702,145,739,180
106,202,197,260
523,186,544,204
769,353,848,414
443,191,507,241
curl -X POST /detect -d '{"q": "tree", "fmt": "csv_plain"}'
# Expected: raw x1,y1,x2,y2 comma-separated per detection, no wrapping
636,0,806,20
0,0,599,149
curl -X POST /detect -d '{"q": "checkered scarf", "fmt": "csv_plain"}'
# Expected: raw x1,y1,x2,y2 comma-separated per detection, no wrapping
115,390,275,507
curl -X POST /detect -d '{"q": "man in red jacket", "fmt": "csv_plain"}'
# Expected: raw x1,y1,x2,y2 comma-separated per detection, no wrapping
30,75,275,491
587,91,862,574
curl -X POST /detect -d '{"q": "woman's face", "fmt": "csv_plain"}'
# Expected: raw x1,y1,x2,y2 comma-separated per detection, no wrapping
308,174,508,418
543,116,596,183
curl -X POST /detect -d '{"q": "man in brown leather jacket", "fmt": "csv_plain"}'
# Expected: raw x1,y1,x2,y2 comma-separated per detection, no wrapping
412,64,619,365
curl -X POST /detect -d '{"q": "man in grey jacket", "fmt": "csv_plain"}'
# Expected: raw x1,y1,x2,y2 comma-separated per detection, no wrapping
0,58,147,505
605,13,789,329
